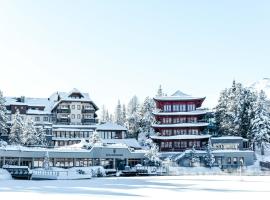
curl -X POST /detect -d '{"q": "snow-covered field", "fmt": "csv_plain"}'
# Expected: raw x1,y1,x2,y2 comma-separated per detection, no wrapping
0,176,270,199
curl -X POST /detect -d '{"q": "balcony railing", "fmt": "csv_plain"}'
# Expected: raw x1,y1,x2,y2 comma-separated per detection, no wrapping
82,109,94,113
57,109,71,113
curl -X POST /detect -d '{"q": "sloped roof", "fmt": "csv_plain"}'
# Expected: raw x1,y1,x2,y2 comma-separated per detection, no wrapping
50,90,98,111
5,97,54,112
96,122,127,131
154,90,205,101
103,139,141,149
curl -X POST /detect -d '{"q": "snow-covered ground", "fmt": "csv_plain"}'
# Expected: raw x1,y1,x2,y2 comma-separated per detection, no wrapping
0,176,270,199
0,169,12,180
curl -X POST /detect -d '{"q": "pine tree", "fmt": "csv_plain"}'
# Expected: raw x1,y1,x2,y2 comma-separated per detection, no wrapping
22,118,38,146
156,85,163,97
215,81,256,138
138,97,155,145
105,110,110,122
115,100,123,125
89,131,102,144
122,104,127,125
204,140,215,168
189,146,199,167
0,90,8,136
126,96,140,139
9,110,24,145
36,126,47,146
251,91,270,154
100,105,107,123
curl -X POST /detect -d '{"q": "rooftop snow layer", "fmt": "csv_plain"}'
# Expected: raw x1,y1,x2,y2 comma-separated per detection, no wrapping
153,110,208,116
151,134,211,140
152,122,209,128
154,90,205,101
96,122,127,131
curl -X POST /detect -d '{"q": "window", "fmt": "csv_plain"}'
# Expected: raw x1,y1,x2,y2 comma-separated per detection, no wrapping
43,117,48,121
35,117,40,122
173,105,179,112
77,114,81,119
72,105,75,109
227,157,231,164
233,157,238,165
77,105,81,110
163,105,171,112
181,141,187,148
71,114,75,119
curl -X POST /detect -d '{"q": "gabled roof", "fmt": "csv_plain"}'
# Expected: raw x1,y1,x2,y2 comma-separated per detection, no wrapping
68,88,84,98
50,89,98,111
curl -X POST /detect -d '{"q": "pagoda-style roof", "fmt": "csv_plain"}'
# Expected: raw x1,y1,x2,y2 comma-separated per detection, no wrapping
153,110,208,116
154,90,205,102
151,134,211,140
152,122,209,128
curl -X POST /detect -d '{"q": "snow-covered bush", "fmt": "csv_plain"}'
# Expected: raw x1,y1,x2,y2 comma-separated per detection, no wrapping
90,166,106,177
189,146,200,167
0,140,7,147
89,131,103,145
144,143,161,166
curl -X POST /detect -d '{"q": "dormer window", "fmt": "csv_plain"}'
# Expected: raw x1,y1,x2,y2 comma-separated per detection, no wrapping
68,88,84,99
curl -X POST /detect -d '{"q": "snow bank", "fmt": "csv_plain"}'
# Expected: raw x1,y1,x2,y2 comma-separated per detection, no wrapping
168,167,223,176
0,169,12,180
32,166,106,180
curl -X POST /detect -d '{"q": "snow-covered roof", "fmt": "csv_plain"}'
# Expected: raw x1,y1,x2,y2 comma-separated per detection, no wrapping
211,136,244,140
50,90,98,111
52,124,96,130
152,122,209,128
5,97,54,112
153,110,208,116
103,139,142,149
27,109,52,115
96,122,127,131
154,90,205,101
68,88,84,97
151,134,211,140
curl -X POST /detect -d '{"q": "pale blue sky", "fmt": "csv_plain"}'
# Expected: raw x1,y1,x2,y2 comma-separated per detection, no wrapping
0,0,269,112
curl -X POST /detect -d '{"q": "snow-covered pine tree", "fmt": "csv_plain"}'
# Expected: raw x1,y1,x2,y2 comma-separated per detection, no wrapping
138,97,155,145
215,88,229,136
215,81,256,138
114,100,123,125
126,96,140,139
144,143,161,166
189,146,199,167
0,90,8,136
9,110,24,145
22,118,38,146
36,126,47,146
156,85,163,97
204,140,215,168
103,110,109,122
89,131,102,144
100,105,107,123
251,90,270,154
122,104,127,125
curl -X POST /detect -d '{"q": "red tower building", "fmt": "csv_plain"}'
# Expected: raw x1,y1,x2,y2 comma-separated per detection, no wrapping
151,90,210,152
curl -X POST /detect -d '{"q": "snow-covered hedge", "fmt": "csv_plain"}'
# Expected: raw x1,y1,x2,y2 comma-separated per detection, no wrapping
0,169,12,180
